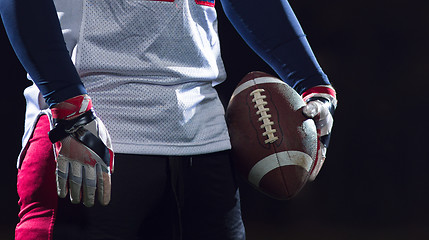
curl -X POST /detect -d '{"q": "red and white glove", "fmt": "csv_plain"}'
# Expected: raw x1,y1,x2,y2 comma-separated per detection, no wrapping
48,95,114,207
302,85,337,181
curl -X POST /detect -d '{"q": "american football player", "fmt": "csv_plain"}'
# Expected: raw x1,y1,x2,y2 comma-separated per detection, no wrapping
0,0,336,239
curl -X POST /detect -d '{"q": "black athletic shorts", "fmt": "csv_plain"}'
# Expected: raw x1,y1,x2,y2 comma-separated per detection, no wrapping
53,151,246,240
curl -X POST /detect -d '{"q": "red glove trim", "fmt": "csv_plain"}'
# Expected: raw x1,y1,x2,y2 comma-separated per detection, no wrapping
51,95,93,120
302,85,336,102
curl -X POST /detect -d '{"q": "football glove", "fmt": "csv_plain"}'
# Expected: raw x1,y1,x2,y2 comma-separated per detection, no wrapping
302,85,337,181
48,95,114,207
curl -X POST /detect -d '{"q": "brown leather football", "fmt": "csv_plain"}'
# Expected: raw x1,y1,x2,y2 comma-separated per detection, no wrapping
226,71,318,200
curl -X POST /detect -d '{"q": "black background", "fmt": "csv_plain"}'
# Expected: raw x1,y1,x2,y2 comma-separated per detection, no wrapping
2,0,429,239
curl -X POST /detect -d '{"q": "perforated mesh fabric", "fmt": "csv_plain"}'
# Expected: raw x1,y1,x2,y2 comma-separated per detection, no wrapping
77,0,229,155
22,0,231,156
86,76,230,155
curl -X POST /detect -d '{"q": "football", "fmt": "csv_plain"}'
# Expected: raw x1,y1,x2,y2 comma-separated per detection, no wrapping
226,71,318,200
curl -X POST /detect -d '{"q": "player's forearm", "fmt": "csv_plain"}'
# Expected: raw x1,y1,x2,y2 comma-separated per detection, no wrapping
0,0,86,106
220,0,330,94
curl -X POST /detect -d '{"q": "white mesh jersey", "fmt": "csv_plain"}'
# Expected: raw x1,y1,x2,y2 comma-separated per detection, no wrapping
22,0,231,157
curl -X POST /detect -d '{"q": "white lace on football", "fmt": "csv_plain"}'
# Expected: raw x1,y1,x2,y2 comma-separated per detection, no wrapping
250,89,278,144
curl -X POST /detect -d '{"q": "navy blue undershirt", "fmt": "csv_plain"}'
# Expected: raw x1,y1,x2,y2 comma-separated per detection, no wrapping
0,0,86,106
220,0,330,94
0,0,329,106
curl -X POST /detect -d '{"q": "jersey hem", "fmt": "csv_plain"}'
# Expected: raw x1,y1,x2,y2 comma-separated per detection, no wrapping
111,139,232,156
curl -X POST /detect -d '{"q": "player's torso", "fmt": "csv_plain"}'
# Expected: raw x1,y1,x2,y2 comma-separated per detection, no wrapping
55,0,225,85
39,0,231,155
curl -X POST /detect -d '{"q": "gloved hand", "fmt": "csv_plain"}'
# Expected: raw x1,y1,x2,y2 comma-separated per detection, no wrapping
48,95,114,207
302,85,337,181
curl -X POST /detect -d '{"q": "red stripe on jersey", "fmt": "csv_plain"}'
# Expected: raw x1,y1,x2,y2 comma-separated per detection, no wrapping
195,0,215,7
147,0,214,6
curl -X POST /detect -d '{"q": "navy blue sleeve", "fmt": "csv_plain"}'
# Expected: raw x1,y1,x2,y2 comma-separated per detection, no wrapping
0,0,86,106
219,0,331,94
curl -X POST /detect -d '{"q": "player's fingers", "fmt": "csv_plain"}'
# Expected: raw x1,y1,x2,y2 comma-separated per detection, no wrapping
82,165,97,207
56,157,69,198
68,161,83,204
308,145,327,181
302,101,321,119
96,164,111,206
